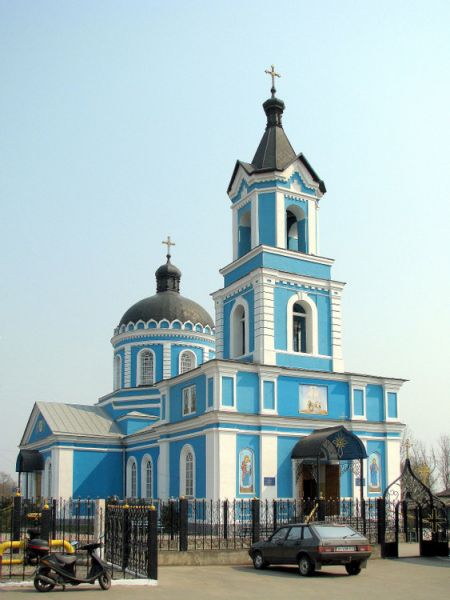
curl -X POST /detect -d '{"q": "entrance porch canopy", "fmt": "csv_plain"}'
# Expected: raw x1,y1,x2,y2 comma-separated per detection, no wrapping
16,449,44,473
291,426,367,461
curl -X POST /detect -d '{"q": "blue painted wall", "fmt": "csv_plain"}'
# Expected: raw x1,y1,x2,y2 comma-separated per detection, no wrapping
387,392,398,418
170,345,204,377
222,376,234,407
276,354,332,371
236,372,259,413
366,385,385,422
169,375,206,424
263,380,275,410
73,450,123,498
238,204,251,257
277,436,298,498
230,171,316,205
207,377,214,408
277,376,350,420
29,416,52,443
353,389,365,416
258,192,276,246
236,434,260,497
169,436,206,498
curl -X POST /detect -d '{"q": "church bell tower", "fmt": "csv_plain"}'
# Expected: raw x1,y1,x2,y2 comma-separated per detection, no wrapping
212,67,345,373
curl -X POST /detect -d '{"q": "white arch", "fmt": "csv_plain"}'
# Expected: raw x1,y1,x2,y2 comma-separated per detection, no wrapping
126,456,138,498
136,348,155,386
285,203,306,250
179,349,197,374
179,444,196,498
286,292,318,354
141,454,153,499
229,296,250,358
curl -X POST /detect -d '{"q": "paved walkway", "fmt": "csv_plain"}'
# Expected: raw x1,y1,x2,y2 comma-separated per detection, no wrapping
1,556,449,600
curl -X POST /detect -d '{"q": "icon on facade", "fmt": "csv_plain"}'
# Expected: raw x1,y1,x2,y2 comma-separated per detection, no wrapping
239,448,254,494
299,385,328,415
368,451,382,493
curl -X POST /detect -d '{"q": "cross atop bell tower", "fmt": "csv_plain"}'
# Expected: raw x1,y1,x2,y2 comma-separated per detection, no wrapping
264,64,281,98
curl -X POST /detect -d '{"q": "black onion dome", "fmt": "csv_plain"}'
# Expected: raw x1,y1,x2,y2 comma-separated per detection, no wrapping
118,257,214,328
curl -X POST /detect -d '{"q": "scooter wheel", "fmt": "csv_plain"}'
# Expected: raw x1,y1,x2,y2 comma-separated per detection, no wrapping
98,571,112,590
34,577,55,593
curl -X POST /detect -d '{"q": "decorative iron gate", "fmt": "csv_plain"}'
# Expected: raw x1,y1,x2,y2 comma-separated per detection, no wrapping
381,458,448,558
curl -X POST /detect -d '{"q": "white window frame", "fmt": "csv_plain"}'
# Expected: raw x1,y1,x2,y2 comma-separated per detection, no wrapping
137,348,155,386
352,386,367,420
230,297,250,358
180,444,195,498
384,387,399,422
182,385,197,416
126,457,138,498
179,350,197,374
141,454,153,499
286,292,318,354
113,354,122,390
260,377,278,415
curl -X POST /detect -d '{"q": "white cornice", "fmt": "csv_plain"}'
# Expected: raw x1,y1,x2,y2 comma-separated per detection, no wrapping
111,329,214,346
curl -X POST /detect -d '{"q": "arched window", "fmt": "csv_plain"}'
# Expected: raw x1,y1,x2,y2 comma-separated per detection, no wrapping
141,455,153,499
45,458,52,498
285,205,307,253
293,303,307,353
113,354,121,390
230,300,249,358
180,350,196,374
180,445,195,498
138,349,154,386
287,293,319,355
126,458,137,498
238,209,251,257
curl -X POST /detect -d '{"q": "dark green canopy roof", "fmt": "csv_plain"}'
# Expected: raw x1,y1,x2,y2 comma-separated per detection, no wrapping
291,426,367,461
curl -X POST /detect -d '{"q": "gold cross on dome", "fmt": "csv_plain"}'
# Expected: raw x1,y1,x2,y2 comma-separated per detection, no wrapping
404,438,411,459
162,236,175,258
265,64,281,97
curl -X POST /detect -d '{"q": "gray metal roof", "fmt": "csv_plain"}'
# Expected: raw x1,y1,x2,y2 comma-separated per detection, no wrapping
36,402,121,437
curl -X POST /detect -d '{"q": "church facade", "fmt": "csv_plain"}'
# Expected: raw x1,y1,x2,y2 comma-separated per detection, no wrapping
17,80,406,502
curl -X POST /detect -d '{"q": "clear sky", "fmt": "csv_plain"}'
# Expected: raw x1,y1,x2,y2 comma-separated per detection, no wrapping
1,0,449,476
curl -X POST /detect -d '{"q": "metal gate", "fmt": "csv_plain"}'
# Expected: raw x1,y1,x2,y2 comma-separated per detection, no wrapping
380,458,448,558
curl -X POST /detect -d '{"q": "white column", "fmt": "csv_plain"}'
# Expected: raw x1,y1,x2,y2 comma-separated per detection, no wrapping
158,440,170,499
251,194,259,248
386,439,401,486
52,447,73,499
218,431,236,498
232,207,238,261
275,191,285,248
307,198,317,255
214,298,224,359
260,434,278,500
253,279,275,365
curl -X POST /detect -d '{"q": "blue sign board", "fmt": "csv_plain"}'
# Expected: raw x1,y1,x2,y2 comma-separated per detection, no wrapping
264,477,276,486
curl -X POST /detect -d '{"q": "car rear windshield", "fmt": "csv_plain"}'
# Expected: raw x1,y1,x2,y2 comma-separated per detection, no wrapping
312,525,361,538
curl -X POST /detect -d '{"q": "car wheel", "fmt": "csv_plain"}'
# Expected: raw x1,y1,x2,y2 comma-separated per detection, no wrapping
33,576,55,593
345,562,362,576
252,551,267,570
98,571,112,590
298,554,314,577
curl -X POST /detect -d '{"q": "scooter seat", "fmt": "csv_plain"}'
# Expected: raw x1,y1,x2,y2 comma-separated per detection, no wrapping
54,553,77,565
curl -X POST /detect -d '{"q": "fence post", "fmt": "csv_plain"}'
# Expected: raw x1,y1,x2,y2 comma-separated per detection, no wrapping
179,497,188,551
41,503,52,541
147,506,158,581
317,498,325,522
251,498,260,544
12,493,21,542
361,498,367,536
94,499,106,558
223,500,228,540
377,498,385,551
121,504,130,573
273,499,277,532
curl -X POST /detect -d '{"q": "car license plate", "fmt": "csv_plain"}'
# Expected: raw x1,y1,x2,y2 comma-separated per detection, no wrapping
335,546,355,551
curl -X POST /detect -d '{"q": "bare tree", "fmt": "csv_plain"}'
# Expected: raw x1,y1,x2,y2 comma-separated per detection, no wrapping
434,434,450,492
400,428,438,491
0,472,16,496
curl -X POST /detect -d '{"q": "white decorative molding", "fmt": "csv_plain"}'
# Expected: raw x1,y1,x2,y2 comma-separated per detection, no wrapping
229,296,250,358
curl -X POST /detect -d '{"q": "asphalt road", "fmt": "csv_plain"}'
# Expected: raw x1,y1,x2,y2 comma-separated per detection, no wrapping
1,557,449,600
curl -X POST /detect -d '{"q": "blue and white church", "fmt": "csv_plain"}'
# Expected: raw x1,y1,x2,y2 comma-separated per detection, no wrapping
17,75,406,502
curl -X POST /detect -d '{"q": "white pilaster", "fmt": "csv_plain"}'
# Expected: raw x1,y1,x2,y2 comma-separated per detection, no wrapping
206,429,220,500
214,298,224,359
218,430,236,498
275,190,285,248
386,438,401,486
52,447,73,499
307,198,317,255
158,440,170,499
124,346,131,387
232,207,238,261
251,194,259,248
163,343,171,380
330,289,344,372
253,277,276,365
260,434,278,500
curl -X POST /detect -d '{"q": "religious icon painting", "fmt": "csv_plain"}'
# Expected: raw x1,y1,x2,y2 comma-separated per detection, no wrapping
239,448,254,494
299,385,328,415
368,451,382,493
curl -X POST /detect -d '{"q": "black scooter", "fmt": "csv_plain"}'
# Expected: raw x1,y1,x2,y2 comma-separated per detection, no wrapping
33,541,111,592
